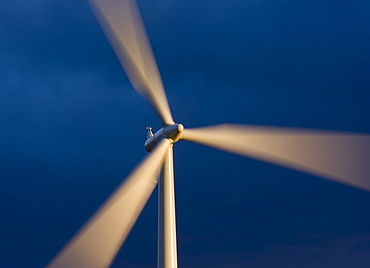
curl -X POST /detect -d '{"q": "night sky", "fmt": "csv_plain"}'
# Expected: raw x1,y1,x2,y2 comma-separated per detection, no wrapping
1,1,370,267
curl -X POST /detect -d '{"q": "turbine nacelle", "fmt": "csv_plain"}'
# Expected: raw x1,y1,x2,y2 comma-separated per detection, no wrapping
144,123,184,152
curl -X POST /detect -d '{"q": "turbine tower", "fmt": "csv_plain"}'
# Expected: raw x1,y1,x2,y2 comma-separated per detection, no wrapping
47,0,370,267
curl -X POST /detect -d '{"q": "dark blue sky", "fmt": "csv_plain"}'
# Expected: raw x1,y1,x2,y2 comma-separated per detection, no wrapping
1,1,370,267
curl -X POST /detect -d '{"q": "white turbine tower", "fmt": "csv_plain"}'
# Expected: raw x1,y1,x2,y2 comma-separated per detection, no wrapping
47,0,370,267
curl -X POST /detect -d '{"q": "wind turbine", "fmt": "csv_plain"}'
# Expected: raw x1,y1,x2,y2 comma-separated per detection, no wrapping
47,0,370,267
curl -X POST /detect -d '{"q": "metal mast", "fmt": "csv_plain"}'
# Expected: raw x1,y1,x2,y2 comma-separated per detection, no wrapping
158,144,178,268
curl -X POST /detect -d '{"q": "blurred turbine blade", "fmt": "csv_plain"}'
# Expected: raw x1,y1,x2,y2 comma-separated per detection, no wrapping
88,0,174,126
47,139,171,268
182,124,370,191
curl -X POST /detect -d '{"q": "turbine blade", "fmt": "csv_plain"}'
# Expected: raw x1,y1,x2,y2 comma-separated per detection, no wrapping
47,139,171,268
88,0,174,126
182,124,370,191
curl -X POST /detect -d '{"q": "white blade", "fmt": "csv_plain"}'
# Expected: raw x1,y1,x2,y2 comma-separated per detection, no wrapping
88,0,174,126
182,124,370,191
47,139,171,268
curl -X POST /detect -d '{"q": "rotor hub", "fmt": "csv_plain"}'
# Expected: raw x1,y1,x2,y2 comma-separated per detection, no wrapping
163,123,184,143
